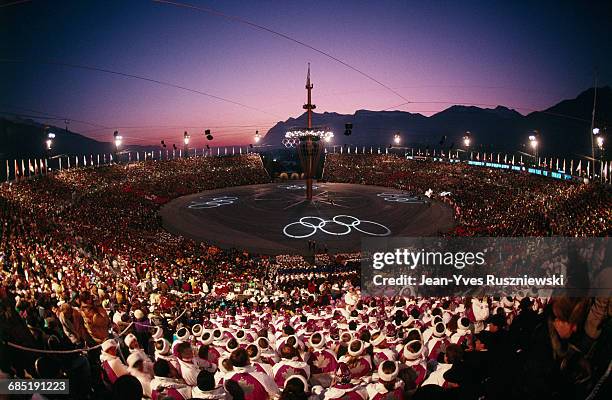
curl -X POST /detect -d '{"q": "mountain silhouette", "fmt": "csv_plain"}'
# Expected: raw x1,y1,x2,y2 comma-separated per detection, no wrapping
0,117,156,160
1,87,609,160
262,86,611,157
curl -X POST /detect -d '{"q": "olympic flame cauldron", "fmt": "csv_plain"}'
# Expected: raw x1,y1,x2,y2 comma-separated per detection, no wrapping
284,129,333,201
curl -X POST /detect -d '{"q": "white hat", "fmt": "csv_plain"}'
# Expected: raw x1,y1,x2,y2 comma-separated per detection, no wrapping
378,361,399,381
101,339,118,353
405,328,422,343
134,309,145,320
218,357,232,374
127,352,144,368
502,297,514,308
458,317,471,332
286,335,299,348
112,312,124,325
235,329,247,342
308,332,325,350
403,339,423,361
284,374,309,391
433,322,446,338
154,338,170,355
247,343,260,361
201,329,214,346
152,326,164,340
370,330,385,347
257,336,270,350
347,339,364,357
226,339,239,352
175,327,190,342
192,324,203,338
340,331,353,343
124,333,138,348
212,328,223,340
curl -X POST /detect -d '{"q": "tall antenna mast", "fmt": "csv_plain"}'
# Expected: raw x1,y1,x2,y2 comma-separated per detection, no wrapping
303,63,316,129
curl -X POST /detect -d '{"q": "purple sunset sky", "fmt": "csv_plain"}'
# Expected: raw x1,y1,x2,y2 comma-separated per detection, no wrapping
1,0,610,146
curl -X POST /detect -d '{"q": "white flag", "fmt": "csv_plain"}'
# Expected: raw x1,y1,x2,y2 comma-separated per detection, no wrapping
587,161,590,176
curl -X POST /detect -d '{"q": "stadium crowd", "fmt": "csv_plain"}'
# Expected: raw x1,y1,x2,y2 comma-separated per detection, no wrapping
323,154,612,236
0,153,610,400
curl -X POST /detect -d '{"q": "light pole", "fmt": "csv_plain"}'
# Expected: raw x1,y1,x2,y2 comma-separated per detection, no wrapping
183,131,190,158
592,128,605,180
593,128,603,157
46,132,55,151
596,135,604,164
254,130,261,144
463,132,471,148
160,140,167,160
393,133,401,146
596,131,605,162
463,131,471,160
528,131,539,164
113,130,122,163
45,129,55,173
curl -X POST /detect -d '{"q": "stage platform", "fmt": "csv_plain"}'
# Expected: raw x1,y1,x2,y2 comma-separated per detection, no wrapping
159,182,455,255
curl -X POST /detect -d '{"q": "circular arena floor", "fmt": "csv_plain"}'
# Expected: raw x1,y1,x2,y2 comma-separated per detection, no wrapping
159,182,455,255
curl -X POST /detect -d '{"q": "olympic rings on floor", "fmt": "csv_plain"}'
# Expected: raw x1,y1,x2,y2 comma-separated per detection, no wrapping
377,192,425,203
277,184,320,190
188,196,238,209
283,214,391,238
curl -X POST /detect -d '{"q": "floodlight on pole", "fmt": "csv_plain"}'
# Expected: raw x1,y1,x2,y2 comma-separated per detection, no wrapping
463,131,471,147
596,136,604,150
45,132,56,150
528,131,539,161
114,131,123,148
593,128,600,135
113,130,122,163
183,131,191,158
393,133,401,145
254,130,261,143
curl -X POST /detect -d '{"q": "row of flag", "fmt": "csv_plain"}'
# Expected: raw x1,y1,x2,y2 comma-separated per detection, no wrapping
331,146,611,181
2,147,611,183
2,146,257,182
